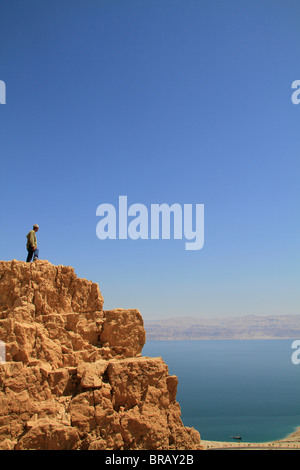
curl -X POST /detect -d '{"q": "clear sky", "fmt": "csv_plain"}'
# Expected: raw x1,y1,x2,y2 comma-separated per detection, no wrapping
1,0,299,319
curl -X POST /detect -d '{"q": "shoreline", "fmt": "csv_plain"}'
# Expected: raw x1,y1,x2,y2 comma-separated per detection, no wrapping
202,427,300,450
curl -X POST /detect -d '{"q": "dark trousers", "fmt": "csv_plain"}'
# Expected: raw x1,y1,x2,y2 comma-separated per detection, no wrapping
26,247,39,262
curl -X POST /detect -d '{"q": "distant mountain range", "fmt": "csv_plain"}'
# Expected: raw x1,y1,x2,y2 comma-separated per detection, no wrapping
144,314,300,340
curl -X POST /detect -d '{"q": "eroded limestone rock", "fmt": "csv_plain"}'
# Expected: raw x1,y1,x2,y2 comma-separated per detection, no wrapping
0,260,203,450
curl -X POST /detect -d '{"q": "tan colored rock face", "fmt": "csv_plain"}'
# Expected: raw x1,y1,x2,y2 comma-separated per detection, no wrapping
0,260,104,316
0,260,203,450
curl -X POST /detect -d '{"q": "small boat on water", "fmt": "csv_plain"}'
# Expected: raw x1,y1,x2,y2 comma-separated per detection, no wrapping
229,436,242,441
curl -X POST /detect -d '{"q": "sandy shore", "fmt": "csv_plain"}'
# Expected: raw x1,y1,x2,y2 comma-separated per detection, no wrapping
202,427,300,450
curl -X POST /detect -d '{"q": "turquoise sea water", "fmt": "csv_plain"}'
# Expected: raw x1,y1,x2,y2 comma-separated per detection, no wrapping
142,339,300,443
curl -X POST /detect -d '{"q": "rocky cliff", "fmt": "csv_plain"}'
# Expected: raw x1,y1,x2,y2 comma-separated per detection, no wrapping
0,260,203,450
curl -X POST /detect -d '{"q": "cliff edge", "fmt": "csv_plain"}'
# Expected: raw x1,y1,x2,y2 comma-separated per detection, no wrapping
0,260,203,450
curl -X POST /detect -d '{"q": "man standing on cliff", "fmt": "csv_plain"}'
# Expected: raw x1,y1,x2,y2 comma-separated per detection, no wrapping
26,224,39,262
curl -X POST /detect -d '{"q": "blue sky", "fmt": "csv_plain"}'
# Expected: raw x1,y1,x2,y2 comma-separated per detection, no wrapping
1,0,299,319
